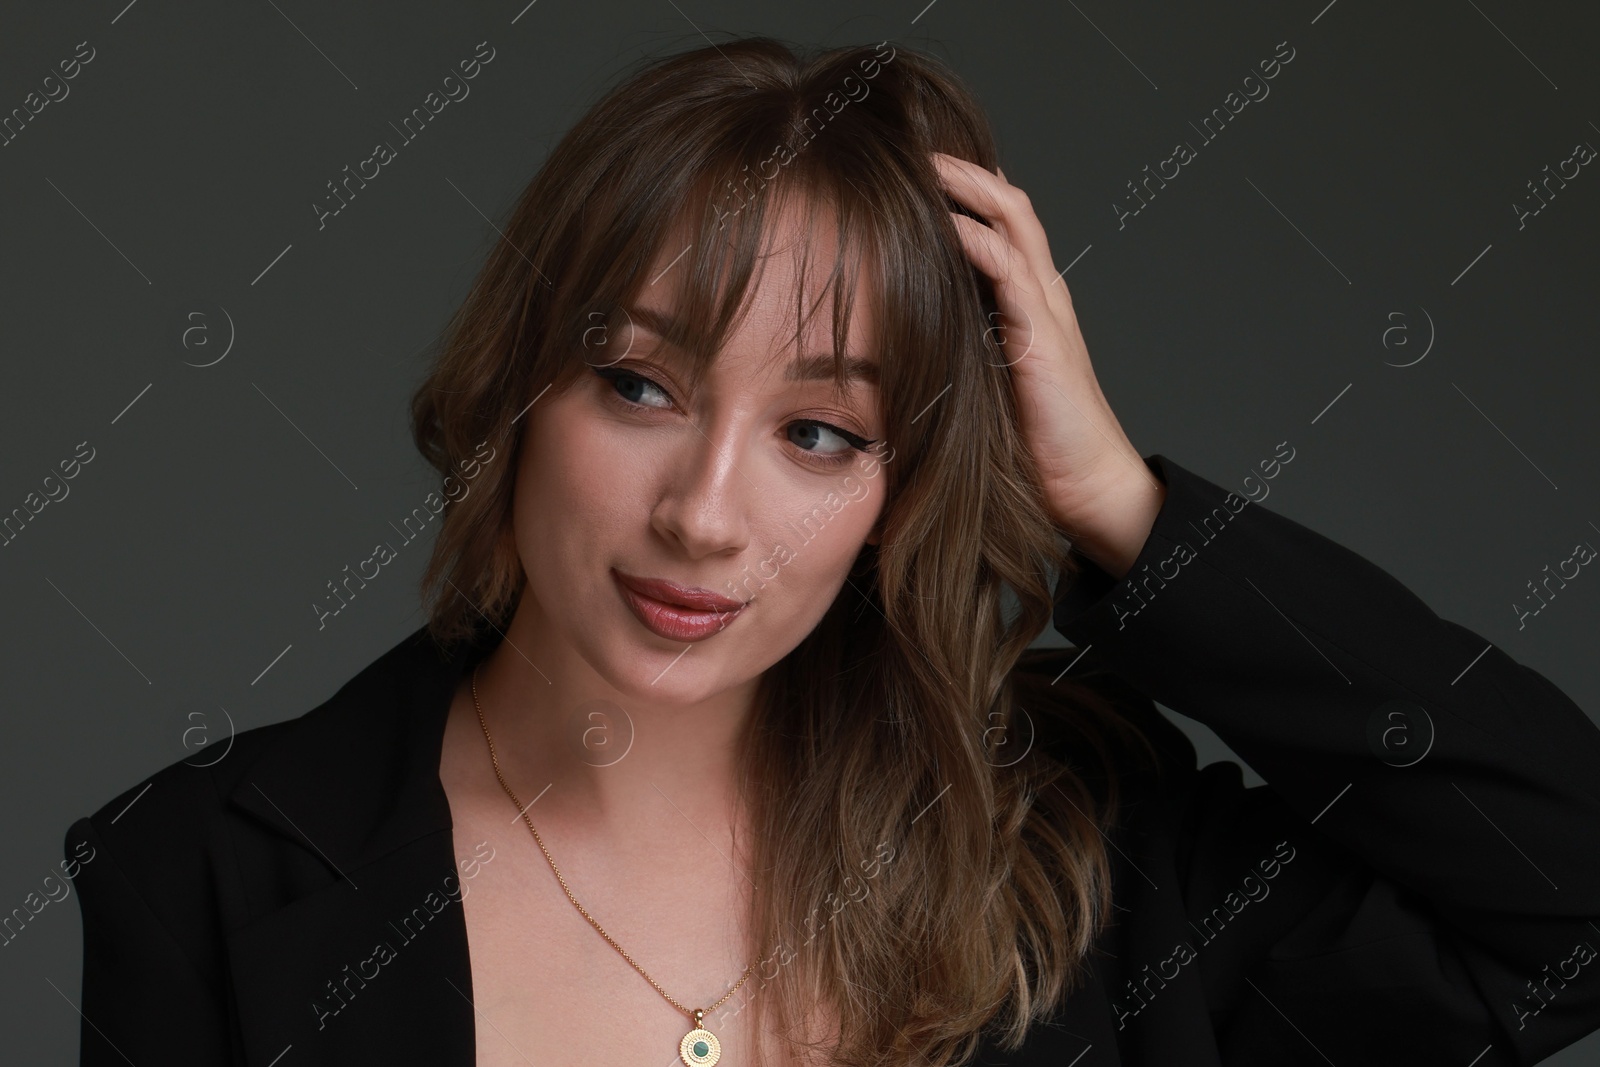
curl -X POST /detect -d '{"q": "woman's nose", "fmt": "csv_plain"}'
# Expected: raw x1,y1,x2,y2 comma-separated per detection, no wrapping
649,423,753,559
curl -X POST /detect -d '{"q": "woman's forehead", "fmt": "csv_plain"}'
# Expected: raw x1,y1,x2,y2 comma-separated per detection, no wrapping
603,179,895,399
647,182,880,309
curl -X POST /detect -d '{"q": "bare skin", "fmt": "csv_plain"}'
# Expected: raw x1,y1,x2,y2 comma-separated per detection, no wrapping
438,679,782,1067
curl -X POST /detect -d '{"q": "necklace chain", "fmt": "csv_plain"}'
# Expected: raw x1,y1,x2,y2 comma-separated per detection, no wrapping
469,664,756,1024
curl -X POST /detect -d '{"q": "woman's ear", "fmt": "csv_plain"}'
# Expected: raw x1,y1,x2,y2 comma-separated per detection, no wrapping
851,537,879,579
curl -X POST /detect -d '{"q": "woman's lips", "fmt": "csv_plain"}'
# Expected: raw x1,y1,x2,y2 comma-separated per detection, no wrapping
612,569,748,642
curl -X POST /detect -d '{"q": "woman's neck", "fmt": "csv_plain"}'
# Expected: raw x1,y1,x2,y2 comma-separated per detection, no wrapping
465,597,759,850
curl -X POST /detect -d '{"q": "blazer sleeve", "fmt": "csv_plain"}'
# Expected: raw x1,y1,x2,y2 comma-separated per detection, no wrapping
1050,453,1600,1067
65,813,233,1064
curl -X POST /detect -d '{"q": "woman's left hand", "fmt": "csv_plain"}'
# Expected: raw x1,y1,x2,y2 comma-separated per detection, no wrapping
932,151,1166,578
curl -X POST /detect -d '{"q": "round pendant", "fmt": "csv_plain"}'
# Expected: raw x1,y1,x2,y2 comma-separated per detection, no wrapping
680,1027,721,1067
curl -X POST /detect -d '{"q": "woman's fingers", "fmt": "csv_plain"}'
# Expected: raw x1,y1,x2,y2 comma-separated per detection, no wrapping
947,211,1054,368
931,152,1071,322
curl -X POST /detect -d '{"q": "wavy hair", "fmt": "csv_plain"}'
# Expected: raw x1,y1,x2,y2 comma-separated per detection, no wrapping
409,34,1158,1067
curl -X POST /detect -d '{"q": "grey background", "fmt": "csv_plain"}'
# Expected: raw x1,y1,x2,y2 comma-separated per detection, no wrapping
3,0,1596,1062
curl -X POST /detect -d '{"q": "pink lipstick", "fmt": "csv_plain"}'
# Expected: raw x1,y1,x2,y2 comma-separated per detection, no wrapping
613,569,748,642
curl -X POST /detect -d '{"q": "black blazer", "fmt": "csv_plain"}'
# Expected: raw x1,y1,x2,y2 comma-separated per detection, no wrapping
66,454,1600,1066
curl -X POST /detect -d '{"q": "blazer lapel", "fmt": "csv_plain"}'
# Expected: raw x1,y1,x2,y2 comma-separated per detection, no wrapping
225,832,477,1065
220,625,497,1066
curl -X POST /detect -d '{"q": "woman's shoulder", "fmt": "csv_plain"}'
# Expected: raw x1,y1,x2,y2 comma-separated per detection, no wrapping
63,624,466,906
1008,642,1323,906
1011,641,1201,782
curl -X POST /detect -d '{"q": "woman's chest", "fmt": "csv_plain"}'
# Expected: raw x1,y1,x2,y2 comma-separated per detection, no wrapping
455,871,752,1067
448,817,770,1067
439,776,768,1067
435,686,834,1067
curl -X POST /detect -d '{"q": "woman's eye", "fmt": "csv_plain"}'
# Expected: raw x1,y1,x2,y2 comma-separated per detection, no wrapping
594,366,673,409
788,421,872,459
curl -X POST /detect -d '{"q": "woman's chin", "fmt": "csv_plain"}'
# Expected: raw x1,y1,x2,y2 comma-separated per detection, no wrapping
584,641,725,703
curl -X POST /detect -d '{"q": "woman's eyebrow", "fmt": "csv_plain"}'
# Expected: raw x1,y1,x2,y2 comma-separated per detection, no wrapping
786,352,880,387
623,303,880,387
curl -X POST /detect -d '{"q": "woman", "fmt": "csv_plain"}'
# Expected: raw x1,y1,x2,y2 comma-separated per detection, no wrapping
66,36,1600,1067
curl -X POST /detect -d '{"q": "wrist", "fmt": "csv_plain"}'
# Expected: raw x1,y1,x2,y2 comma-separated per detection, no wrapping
1050,466,1166,581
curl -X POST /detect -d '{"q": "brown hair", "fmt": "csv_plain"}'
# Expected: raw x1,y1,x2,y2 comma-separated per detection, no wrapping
409,34,1157,1067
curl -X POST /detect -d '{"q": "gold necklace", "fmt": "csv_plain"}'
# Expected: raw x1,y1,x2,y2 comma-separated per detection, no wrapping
470,665,754,1066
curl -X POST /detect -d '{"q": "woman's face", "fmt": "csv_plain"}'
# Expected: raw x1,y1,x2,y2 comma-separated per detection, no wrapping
508,199,890,707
